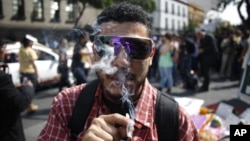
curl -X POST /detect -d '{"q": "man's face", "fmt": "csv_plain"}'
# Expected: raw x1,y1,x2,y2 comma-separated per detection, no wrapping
80,35,89,45
61,39,68,48
93,21,154,102
29,41,34,47
196,31,203,40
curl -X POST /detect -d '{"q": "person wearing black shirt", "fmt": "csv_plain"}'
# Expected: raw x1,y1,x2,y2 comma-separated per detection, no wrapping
196,29,219,92
0,39,35,141
71,31,91,85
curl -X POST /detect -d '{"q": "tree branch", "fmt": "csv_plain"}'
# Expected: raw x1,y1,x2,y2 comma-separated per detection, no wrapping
74,2,86,27
245,0,250,27
237,0,246,24
245,0,250,19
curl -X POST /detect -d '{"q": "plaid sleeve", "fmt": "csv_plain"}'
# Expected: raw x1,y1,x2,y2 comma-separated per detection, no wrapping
179,106,200,141
38,86,82,141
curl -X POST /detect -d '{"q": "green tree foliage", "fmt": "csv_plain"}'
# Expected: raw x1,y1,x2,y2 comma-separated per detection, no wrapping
186,19,199,32
218,0,250,29
115,0,156,13
73,0,156,27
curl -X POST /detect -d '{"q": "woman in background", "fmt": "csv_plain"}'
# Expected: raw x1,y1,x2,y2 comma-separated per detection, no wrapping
19,34,39,112
158,33,174,93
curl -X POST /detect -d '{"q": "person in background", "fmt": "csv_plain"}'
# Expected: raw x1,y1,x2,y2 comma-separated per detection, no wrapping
0,39,35,141
196,29,219,92
231,29,243,81
188,33,199,73
38,2,199,140
18,34,39,112
71,31,91,85
81,37,93,77
57,37,71,91
171,33,181,86
158,33,174,93
219,31,235,80
178,32,199,90
241,28,250,74
148,35,161,82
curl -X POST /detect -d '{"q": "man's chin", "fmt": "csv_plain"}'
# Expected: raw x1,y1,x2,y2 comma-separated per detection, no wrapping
105,90,123,102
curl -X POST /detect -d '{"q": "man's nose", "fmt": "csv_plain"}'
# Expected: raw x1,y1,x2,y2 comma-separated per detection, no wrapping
112,48,130,69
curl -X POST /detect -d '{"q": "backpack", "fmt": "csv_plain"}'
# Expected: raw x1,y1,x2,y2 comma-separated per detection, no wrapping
68,79,179,141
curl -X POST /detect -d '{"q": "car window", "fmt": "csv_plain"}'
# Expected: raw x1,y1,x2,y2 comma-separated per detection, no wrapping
4,52,18,63
36,50,55,61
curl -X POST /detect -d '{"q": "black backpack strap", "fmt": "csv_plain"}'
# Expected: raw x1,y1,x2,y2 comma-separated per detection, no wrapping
68,79,99,141
155,91,179,141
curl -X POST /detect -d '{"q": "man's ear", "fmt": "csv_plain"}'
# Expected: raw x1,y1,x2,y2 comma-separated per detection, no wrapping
151,46,155,57
149,46,155,66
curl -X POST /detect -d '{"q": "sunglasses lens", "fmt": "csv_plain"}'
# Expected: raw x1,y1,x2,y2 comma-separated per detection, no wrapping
121,37,152,60
93,36,113,57
94,36,152,60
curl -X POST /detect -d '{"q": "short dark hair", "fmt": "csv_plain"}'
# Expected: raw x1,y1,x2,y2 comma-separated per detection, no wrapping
164,33,172,41
97,2,152,36
22,37,31,47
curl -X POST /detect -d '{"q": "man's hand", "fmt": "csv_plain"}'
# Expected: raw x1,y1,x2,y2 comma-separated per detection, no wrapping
82,113,133,141
22,77,33,87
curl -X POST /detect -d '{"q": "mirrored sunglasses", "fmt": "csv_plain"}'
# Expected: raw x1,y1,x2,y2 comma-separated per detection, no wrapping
93,36,154,60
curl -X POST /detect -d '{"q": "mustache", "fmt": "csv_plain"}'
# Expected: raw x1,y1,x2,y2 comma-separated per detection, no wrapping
111,70,136,81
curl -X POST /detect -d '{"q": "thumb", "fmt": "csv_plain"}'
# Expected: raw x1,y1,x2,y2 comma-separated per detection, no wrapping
117,119,134,140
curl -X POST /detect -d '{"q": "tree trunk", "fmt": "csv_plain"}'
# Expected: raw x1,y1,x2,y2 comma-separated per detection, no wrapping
237,0,250,29
74,2,86,27
245,0,250,28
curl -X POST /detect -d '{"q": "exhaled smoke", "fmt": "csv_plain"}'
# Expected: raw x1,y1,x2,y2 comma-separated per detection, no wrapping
92,55,118,75
93,53,135,136
91,22,135,137
121,84,135,119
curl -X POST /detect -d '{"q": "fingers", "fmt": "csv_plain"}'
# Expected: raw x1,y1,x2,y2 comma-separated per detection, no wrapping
93,117,119,139
83,124,117,141
101,113,130,127
82,113,132,141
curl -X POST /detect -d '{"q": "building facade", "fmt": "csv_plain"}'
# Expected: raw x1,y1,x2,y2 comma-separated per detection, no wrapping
188,2,204,27
152,0,189,35
188,0,219,13
0,0,100,44
0,0,219,42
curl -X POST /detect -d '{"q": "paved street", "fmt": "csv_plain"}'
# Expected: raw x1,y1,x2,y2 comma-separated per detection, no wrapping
23,71,250,141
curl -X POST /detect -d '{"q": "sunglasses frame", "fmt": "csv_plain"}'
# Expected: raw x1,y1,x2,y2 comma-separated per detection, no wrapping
93,35,155,60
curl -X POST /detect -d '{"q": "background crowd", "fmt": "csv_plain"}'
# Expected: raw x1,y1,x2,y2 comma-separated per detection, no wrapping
1,20,250,141
148,27,250,94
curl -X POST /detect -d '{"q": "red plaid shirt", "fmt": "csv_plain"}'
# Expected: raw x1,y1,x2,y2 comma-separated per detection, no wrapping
38,79,199,141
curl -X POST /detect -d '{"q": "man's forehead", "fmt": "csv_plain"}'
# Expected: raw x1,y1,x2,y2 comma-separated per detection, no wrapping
99,21,149,37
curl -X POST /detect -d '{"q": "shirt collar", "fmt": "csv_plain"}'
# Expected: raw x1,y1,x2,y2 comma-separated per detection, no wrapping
95,79,158,128
133,79,158,128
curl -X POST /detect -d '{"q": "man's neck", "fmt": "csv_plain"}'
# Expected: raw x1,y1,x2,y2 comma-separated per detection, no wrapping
102,93,137,116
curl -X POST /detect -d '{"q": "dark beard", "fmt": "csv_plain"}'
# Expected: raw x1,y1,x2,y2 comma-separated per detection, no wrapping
95,70,147,103
104,89,123,102
102,92,135,116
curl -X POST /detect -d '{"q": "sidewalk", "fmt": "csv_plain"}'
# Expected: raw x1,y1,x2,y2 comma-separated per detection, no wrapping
88,70,250,110
24,72,250,141
151,74,250,113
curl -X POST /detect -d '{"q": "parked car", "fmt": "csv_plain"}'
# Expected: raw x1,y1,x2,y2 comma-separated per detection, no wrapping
4,41,73,88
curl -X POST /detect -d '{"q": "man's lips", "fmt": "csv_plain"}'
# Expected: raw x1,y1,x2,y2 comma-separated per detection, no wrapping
112,80,123,87
108,74,134,87
112,79,133,87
